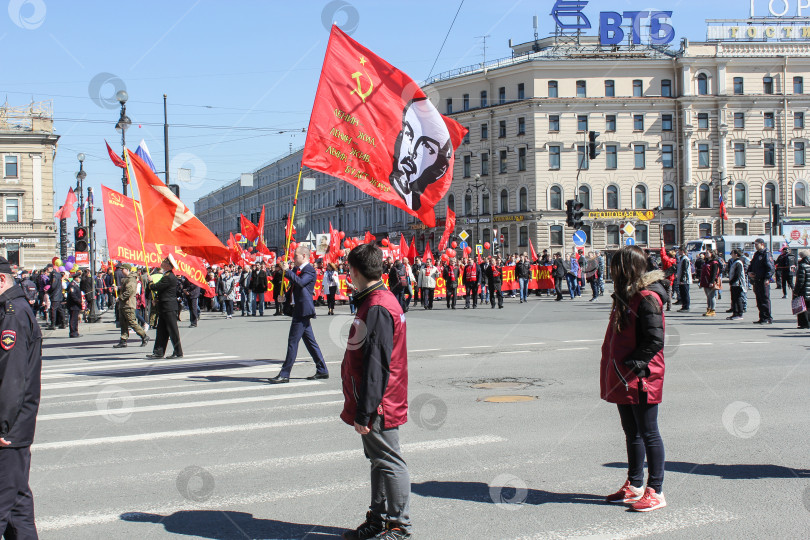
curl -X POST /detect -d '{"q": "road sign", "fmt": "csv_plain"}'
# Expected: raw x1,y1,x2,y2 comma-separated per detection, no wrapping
572,230,587,247
306,231,315,241
476,244,483,255
625,237,636,246
459,230,469,242
622,222,636,236
459,241,469,251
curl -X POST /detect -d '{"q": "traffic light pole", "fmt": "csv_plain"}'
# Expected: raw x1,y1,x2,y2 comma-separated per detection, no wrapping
88,187,99,323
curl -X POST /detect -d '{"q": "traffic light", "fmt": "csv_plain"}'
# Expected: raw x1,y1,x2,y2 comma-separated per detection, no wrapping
772,203,781,232
75,226,89,252
168,184,180,198
588,131,600,160
572,200,585,230
566,199,575,227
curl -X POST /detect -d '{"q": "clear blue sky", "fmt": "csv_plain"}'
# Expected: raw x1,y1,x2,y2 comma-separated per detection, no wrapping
0,0,774,220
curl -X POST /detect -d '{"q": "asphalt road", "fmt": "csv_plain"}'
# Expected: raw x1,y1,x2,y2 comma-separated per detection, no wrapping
30,286,810,539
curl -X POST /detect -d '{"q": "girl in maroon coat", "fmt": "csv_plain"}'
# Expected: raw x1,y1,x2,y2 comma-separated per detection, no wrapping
601,246,668,512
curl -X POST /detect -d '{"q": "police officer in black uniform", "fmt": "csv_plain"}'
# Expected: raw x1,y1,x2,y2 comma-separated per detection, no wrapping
66,272,83,338
0,257,43,539
147,255,183,359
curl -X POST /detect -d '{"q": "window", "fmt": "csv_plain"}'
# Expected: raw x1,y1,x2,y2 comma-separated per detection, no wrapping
577,144,589,170
764,142,776,166
549,115,560,132
697,73,708,95
796,183,808,206
3,156,17,178
795,142,806,166
480,90,488,107
663,224,676,245
498,87,506,104
662,79,672,97
663,184,676,209
519,226,528,247
635,224,648,245
764,76,774,94
518,83,525,100
734,112,745,129
735,183,747,207
483,229,491,244
481,123,488,140
549,145,561,169
633,79,643,97
699,223,713,237
635,185,648,209
500,189,509,213
607,185,619,209
577,115,588,131
446,98,453,114
550,225,563,246
548,80,558,97
698,143,710,168
463,129,470,144
605,80,615,97
634,114,644,131
734,143,746,166
576,80,587,97
580,225,592,245
662,114,673,131
795,76,804,94
463,155,471,177
735,223,748,235
634,144,646,168
606,115,616,132
734,77,744,95
698,113,709,129
606,144,618,169
481,152,489,175
519,187,529,212
448,194,455,213
464,193,472,215
765,182,777,206
518,147,527,171
699,184,711,208
796,112,805,129
482,191,490,213
499,120,506,138
549,185,562,210
662,144,674,168
502,228,510,249
5,198,18,222
5,243,19,266
499,150,508,173
764,112,775,129
517,117,525,135
578,185,590,209
607,225,620,246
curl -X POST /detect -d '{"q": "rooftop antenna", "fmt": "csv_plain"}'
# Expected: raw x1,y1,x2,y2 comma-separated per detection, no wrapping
533,15,540,52
750,0,755,17
475,34,491,72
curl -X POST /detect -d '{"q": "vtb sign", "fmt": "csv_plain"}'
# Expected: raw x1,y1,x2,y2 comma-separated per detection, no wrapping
551,0,676,45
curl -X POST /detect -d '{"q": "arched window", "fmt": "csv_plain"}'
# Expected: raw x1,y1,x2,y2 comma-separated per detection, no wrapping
483,229,491,244
606,185,619,209
699,223,712,237
795,182,808,207
519,187,529,212
735,222,748,235
481,191,490,213
519,226,528,246
697,73,709,95
734,183,747,207
699,184,711,208
635,224,648,245
500,189,509,213
447,194,455,213
464,193,472,215
549,185,562,210
662,184,676,209
663,224,676,245
579,185,591,209
765,182,777,206
634,185,648,209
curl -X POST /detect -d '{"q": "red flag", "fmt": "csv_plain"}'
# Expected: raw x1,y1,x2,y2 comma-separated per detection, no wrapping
240,214,260,242
256,239,272,256
227,233,240,264
285,214,297,243
258,205,266,242
105,140,127,169
409,236,417,261
423,241,433,262
127,149,229,264
437,208,456,252
399,233,408,261
55,188,77,220
364,231,376,244
302,26,467,228
719,192,729,221
529,238,538,262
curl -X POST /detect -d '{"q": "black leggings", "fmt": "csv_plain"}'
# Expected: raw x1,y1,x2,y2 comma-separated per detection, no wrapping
616,392,665,493
327,285,337,310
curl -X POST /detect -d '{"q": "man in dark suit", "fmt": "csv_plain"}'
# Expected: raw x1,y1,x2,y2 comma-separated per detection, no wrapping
269,245,329,384
47,266,65,330
147,255,183,359
182,277,201,328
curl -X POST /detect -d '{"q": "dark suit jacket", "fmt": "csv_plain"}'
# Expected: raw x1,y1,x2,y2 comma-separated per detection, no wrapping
285,264,317,319
151,270,179,313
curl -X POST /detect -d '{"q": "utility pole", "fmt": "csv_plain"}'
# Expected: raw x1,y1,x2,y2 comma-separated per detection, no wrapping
164,94,170,185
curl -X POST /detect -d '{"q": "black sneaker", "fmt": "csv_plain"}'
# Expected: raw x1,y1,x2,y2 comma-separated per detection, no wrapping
343,511,384,540
371,523,411,539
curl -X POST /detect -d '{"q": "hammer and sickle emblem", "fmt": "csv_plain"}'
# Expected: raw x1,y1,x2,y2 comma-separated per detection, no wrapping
350,71,373,103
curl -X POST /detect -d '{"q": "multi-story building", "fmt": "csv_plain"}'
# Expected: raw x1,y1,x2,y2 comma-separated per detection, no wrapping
0,101,59,268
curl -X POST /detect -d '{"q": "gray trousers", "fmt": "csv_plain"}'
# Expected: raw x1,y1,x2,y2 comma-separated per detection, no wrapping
361,416,411,532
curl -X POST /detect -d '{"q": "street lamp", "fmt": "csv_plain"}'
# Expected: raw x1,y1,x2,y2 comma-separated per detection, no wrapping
466,174,487,248
115,90,131,195
76,153,86,225
335,200,346,232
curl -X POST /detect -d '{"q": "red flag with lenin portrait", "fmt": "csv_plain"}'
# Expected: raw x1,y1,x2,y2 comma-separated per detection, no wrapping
302,26,467,228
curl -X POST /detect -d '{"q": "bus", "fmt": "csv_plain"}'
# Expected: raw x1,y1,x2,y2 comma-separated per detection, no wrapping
685,235,787,264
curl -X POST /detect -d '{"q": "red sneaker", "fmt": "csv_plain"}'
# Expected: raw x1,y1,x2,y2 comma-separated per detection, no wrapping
630,487,667,512
605,480,644,504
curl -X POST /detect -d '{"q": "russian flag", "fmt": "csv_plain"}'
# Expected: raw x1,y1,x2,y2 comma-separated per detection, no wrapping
135,140,157,173
719,191,729,220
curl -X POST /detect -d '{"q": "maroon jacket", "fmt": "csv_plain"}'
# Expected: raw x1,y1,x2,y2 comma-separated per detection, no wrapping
341,282,408,429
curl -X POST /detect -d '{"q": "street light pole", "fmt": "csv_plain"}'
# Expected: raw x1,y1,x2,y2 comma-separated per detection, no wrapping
76,153,86,225
115,91,131,195
87,186,99,322
467,174,486,248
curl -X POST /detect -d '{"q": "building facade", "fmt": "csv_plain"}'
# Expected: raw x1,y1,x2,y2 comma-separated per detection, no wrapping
0,101,59,269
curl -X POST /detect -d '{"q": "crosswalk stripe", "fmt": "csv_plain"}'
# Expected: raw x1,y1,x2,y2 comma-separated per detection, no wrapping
41,356,241,379
42,352,223,372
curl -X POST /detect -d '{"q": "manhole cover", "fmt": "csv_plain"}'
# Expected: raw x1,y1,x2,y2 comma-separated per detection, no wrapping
472,382,529,390
483,396,537,403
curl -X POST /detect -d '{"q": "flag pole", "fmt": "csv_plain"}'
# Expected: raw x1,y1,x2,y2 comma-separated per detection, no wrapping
279,167,304,301
122,150,152,275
